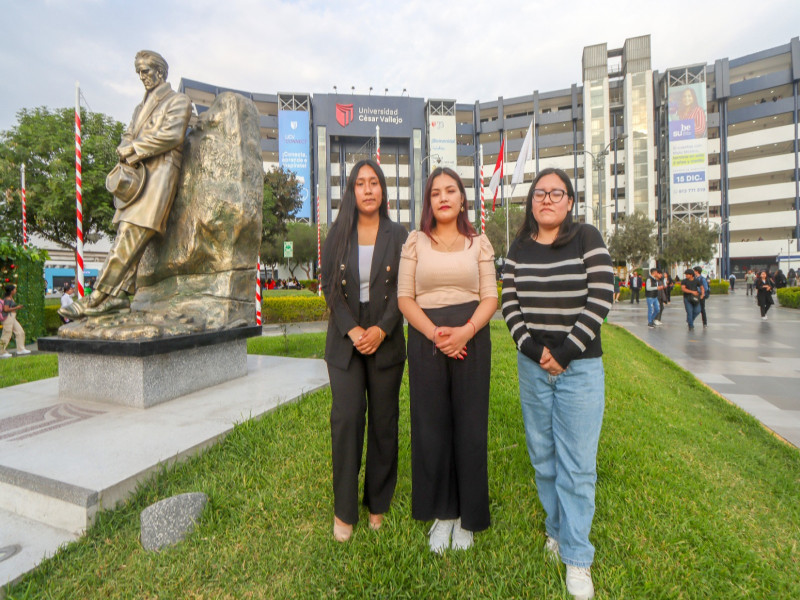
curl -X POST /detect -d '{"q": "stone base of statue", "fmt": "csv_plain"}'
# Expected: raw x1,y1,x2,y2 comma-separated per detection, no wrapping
38,326,261,408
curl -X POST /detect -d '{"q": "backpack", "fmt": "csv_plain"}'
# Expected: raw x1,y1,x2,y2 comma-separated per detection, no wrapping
0,299,5,322
701,276,710,294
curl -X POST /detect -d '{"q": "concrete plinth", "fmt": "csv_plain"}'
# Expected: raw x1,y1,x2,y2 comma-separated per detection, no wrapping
38,326,261,409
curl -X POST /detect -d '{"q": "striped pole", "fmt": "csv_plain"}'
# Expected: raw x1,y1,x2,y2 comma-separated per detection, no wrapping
376,125,381,166
479,144,486,234
255,256,262,325
20,164,27,247
316,184,322,297
75,81,85,298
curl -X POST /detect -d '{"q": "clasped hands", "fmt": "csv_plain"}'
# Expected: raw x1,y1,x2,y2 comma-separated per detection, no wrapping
349,326,385,355
431,326,471,360
539,347,564,376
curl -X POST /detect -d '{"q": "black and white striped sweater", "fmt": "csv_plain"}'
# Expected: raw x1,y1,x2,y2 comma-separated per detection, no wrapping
502,224,614,368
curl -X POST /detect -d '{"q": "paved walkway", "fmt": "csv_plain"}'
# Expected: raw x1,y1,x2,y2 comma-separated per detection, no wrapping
606,292,800,449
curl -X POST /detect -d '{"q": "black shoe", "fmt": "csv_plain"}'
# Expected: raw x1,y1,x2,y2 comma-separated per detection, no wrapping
688,326,694,331
648,323,655,328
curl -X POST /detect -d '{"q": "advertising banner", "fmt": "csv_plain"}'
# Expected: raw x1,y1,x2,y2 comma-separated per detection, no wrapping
667,82,708,205
428,115,457,169
279,110,311,219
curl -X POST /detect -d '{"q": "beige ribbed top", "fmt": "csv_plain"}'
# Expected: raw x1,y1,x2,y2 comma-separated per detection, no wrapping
397,231,496,309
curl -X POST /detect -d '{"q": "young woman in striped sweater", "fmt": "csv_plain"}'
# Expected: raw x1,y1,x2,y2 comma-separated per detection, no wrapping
502,168,614,600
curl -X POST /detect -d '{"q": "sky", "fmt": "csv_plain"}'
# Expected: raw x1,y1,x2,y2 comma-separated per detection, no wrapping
1,0,798,131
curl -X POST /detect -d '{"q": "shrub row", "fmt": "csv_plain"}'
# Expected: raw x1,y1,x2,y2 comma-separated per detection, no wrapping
776,287,800,308
262,296,328,323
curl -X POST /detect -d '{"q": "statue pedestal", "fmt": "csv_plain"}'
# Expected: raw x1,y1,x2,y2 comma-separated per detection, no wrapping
37,326,262,409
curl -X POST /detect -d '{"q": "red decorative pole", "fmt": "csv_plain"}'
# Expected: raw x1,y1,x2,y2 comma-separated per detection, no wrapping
479,144,486,234
75,82,85,297
317,184,322,297
255,256,262,325
20,164,27,247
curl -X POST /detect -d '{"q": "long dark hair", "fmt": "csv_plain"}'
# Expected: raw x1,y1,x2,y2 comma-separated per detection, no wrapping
326,159,389,302
4,284,16,298
516,167,580,248
420,167,477,245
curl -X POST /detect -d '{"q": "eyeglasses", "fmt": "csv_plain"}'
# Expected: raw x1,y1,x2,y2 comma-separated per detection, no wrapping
532,189,568,203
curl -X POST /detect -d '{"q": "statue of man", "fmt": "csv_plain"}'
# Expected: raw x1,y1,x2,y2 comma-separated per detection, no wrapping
60,50,192,320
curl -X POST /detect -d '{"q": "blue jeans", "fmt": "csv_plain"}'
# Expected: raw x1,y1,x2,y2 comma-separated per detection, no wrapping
683,297,701,327
517,354,605,568
646,297,659,324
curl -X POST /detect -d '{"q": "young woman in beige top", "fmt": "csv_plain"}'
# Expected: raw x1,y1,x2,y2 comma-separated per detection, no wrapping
397,167,497,553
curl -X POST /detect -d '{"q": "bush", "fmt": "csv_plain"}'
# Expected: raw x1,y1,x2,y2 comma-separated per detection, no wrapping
261,296,328,323
44,305,63,335
0,239,48,342
299,279,319,293
708,279,730,295
777,287,800,309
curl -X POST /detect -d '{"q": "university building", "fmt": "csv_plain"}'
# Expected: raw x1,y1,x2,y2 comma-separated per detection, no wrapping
41,34,800,284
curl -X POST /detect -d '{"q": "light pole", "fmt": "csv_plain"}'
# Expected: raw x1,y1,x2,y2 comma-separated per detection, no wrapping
576,134,626,236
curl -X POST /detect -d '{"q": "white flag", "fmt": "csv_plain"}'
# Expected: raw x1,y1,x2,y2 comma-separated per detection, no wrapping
511,119,534,190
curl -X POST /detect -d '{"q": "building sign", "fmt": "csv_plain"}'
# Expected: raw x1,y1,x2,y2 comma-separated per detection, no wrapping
279,110,311,219
667,82,708,205
283,241,293,258
324,96,412,137
428,115,457,169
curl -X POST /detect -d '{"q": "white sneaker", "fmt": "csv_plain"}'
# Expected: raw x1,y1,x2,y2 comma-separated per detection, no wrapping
566,565,594,600
451,518,473,550
762,316,768,321
0,352,11,359
16,349,31,355
653,320,662,326
428,518,455,554
544,535,560,561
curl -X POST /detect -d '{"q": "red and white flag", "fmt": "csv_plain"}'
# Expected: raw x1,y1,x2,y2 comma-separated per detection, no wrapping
488,135,505,211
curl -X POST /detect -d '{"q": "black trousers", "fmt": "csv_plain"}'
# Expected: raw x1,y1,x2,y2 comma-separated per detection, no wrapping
408,301,491,532
698,296,707,325
630,288,640,303
328,304,404,525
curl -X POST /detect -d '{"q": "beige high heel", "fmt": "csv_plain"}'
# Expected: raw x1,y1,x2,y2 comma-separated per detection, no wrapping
333,516,353,542
368,513,383,531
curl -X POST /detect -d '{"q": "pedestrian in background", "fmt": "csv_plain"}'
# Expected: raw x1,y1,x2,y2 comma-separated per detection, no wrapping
745,269,756,296
693,267,710,328
628,271,642,304
681,269,703,331
60,283,75,323
755,270,775,320
728,272,736,292
646,268,660,328
1,284,31,358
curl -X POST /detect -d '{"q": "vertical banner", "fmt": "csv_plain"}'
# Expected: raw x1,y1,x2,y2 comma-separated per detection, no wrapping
667,82,708,205
279,110,311,219
428,114,457,169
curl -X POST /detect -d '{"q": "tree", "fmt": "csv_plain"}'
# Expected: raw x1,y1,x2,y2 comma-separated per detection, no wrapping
284,222,323,278
484,205,526,259
660,218,719,267
606,212,658,271
0,107,125,251
261,166,302,270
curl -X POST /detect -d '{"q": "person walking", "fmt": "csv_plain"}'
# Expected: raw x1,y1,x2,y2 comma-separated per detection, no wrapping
502,168,614,600
397,167,497,554
774,269,787,289
728,272,736,292
681,269,703,331
321,159,408,542
755,270,775,320
646,268,660,328
693,267,710,328
628,271,642,304
1,285,31,358
745,270,756,296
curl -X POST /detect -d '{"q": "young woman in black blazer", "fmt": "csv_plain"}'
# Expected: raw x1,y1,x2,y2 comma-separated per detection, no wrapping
321,159,408,542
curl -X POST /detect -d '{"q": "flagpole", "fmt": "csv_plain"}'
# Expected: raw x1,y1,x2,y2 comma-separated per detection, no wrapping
479,144,485,234
75,81,85,298
20,164,27,247
504,131,509,254
316,184,322,297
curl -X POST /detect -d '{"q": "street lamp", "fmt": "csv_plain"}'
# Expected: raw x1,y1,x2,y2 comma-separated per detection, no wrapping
575,133,626,235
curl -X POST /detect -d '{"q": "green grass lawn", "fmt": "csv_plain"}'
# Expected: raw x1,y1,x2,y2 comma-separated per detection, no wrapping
4,323,800,599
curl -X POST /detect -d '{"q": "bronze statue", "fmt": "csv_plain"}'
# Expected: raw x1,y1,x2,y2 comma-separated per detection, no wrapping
60,50,192,320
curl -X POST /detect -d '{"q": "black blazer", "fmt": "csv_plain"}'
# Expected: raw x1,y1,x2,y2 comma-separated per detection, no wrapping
322,217,408,371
